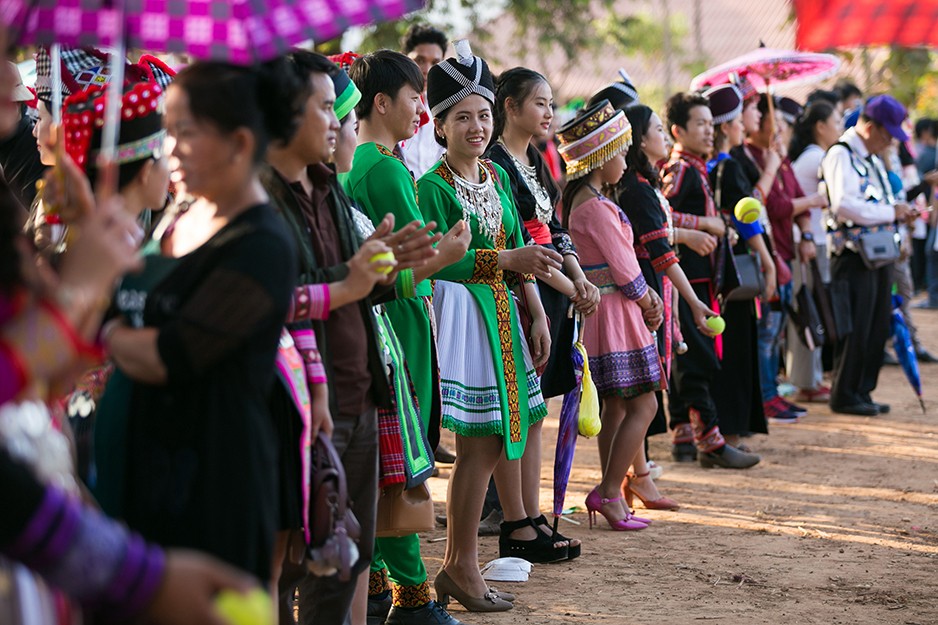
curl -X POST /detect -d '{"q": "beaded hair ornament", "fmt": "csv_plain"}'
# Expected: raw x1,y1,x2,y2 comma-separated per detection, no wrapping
556,99,633,180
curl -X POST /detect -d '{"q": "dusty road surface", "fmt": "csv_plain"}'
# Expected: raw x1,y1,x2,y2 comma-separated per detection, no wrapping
424,302,938,625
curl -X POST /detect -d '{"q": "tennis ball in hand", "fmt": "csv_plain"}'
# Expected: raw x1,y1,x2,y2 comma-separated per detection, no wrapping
369,251,396,275
214,589,272,625
705,315,726,335
734,197,762,224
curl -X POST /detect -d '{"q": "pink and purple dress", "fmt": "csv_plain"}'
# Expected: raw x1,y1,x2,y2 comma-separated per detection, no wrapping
567,195,663,399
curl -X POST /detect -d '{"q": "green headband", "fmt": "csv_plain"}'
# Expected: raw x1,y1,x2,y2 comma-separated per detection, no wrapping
332,68,362,122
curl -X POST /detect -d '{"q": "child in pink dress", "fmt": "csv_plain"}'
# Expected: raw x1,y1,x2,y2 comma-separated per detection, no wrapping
558,100,679,532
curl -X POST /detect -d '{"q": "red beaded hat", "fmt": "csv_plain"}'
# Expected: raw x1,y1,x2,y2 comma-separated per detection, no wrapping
63,81,166,174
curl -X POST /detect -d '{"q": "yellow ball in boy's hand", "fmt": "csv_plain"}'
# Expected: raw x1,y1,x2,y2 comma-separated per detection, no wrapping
705,316,726,335
734,197,762,224
369,251,396,275
214,589,272,625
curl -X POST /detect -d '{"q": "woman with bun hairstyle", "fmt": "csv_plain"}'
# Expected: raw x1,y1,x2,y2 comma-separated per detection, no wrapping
787,99,841,403
486,66,599,559
704,83,776,445
101,59,303,581
614,103,718,508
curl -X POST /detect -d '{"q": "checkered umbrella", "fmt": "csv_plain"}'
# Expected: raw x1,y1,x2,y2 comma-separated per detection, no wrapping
2,0,427,64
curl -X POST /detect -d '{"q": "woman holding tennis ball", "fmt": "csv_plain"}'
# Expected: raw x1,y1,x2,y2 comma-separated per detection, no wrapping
703,83,776,448
614,103,721,506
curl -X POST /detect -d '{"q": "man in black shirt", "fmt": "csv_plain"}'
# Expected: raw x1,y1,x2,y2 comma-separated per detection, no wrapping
662,92,760,469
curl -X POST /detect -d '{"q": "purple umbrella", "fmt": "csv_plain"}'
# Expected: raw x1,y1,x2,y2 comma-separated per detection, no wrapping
553,316,598,533
4,0,428,64
892,294,926,414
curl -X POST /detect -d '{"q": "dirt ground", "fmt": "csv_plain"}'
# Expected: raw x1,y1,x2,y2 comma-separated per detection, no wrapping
423,299,938,625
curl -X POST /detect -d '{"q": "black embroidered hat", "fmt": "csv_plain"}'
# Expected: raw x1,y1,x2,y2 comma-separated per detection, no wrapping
703,84,743,125
426,39,495,118
587,68,640,112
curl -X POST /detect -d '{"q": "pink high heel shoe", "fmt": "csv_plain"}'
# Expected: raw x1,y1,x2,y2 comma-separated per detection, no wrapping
624,471,680,511
585,488,649,531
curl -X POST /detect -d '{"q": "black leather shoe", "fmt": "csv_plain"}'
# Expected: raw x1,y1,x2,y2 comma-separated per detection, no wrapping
386,601,463,625
368,593,392,625
671,442,697,462
917,348,938,363
434,445,456,464
882,351,899,366
860,396,890,414
830,402,879,416
699,444,760,469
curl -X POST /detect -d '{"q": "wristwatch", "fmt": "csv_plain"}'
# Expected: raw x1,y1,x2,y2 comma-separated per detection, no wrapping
801,232,815,243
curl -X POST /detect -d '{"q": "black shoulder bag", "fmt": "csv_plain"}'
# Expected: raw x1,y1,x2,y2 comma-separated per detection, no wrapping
712,160,765,302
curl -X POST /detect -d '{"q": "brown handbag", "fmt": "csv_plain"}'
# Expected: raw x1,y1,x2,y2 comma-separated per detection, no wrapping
375,481,435,538
306,433,361,582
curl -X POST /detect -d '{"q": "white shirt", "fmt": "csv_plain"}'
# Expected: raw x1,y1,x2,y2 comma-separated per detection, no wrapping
820,128,896,227
791,143,827,242
399,119,445,179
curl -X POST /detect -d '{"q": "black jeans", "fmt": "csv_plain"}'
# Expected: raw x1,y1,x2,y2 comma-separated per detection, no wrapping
668,282,722,444
829,251,892,408
293,405,378,625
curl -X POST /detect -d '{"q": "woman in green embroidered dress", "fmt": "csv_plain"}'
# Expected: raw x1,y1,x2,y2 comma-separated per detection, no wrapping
418,41,567,613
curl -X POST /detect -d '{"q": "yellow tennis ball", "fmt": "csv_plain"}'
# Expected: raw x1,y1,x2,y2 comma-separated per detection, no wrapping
214,589,272,625
734,197,762,224
369,251,396,275
705,315,726,335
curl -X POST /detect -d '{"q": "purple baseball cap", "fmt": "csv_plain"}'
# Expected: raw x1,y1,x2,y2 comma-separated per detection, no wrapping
863,95,909,142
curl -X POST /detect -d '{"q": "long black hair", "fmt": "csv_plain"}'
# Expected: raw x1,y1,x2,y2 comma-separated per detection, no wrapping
788,100,835,161
560,175,592,229
623,104,660,189
493,67,549,144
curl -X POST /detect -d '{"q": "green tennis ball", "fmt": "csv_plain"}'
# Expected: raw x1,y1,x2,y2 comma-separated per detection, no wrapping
214,589,272,625
705,315,726,335
369,251,396,275
734,197,762,224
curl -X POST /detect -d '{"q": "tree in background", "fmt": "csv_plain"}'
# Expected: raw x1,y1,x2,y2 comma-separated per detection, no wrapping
319,0,690,110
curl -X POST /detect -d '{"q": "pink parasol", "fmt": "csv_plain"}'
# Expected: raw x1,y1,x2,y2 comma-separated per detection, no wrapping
3,0,428,64
690,47,841,92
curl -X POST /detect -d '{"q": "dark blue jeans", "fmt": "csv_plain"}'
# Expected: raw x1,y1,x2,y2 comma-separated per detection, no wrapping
758,282,791,402
926,227,938,307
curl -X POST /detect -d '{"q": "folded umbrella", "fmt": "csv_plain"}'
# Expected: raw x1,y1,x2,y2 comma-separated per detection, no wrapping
552,315,598,535
891,293,926,414
786,263,826,350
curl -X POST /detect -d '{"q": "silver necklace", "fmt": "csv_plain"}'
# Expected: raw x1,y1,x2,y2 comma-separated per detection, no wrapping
499,140,553,224
444,157,503,243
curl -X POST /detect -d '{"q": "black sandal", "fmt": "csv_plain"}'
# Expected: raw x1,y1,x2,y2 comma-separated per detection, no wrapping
498,518,568,563
533,514,581,560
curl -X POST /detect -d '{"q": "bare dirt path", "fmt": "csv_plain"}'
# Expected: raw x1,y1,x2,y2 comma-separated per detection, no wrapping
424,301,938,625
